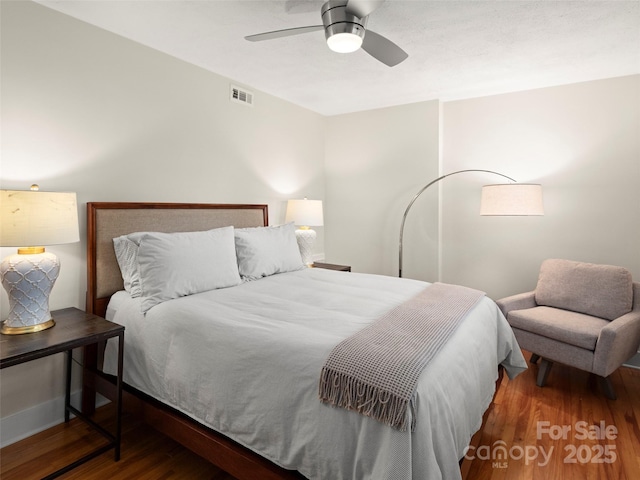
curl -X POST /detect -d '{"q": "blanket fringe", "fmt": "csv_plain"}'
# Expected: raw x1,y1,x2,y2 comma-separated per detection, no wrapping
319,367,415,432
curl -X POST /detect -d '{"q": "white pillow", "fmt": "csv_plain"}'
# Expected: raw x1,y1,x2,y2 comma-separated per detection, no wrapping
113,232,147,298
136,227,242,313
234,223,305,280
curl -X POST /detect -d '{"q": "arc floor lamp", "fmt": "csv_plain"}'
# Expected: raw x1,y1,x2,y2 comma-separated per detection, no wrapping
398,169,544,278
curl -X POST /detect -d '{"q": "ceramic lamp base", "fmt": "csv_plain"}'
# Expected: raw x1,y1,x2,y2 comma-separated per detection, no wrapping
295,228,317,267
0,251,60,335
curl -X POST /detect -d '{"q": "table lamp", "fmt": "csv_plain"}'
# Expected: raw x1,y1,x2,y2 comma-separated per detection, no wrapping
285,198,324,266
0,186,80,334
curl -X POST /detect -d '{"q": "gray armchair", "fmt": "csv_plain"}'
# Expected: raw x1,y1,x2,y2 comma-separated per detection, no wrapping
497,259,640,400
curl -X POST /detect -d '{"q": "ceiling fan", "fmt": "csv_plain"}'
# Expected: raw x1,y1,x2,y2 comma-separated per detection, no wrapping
245,0,408,67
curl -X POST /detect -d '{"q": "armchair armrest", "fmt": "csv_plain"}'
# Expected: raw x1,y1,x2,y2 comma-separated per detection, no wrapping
593,310,640,377
496,291,537,318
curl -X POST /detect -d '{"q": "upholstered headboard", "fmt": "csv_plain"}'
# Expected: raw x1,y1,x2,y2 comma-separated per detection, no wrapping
86,202,268,318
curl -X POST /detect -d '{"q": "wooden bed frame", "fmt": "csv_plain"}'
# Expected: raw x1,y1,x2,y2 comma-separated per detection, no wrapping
84,201,500,479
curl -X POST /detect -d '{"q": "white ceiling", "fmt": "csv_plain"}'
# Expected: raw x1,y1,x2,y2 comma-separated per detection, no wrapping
37,0,640,116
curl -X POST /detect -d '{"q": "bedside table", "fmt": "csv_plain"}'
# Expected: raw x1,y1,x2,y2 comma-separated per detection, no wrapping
0,307,124,479
312,262,351,272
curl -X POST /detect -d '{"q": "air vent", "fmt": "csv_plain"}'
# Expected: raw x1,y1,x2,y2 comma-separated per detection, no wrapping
230,85,254,106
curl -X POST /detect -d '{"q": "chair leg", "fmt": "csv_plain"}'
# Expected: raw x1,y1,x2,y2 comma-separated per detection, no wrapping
600,376,617,400
536,359,553,387
530,353,540,364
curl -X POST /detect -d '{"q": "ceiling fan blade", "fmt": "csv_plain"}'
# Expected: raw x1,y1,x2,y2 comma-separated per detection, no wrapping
361,29,408,67
345,0,385,18
245,25,324,42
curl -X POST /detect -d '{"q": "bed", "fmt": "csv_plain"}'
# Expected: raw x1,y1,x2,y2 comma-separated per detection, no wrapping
84,202,527,480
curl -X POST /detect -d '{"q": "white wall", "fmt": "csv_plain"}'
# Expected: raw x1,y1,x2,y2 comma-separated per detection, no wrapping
441,75,640,300
0,0,326,442
325,101,441,280
325,75,640,297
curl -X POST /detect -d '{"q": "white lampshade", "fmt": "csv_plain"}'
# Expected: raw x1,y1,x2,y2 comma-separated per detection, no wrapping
1,188,79,334
285,199,324,227
480,184,544,216
1,189,80,246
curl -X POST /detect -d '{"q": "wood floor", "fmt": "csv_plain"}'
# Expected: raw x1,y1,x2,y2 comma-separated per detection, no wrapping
1,351,639,479
462,353,640,480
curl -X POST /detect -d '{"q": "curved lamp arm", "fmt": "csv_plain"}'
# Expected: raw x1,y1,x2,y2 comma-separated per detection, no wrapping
398,169,516,278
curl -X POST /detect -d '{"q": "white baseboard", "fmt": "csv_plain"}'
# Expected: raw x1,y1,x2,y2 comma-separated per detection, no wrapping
0,391,109,448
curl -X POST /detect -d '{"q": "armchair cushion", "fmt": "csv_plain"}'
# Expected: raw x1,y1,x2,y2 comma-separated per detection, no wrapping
508,306,609,350
535,259,633,321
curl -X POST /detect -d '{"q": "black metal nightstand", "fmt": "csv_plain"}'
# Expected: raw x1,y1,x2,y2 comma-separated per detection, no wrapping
0,307,124,479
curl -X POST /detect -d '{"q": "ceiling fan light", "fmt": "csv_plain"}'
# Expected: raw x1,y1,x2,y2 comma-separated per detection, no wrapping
327,32,363,53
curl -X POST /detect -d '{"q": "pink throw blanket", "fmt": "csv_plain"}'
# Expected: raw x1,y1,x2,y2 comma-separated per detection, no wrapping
319,282,484,431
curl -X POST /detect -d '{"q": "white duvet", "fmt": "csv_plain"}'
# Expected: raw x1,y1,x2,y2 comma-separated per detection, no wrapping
104,268,526,480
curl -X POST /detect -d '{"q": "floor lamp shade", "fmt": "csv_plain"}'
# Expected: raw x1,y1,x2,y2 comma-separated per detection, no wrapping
480,184,544,216
285,199,324,266
1,188,80,334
